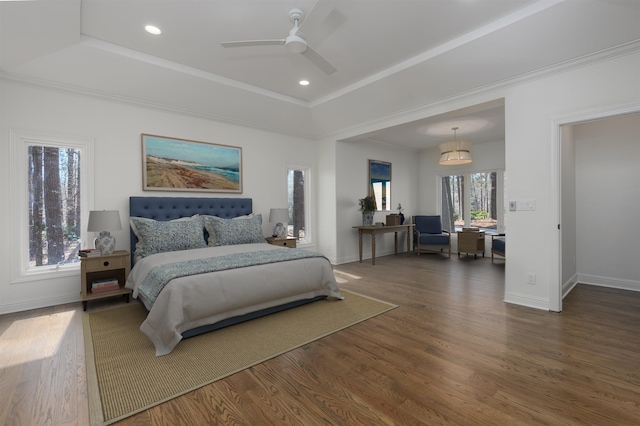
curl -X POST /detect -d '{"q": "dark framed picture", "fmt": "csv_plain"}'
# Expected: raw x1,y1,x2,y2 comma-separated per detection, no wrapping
369,159,391,211
142,134,242,193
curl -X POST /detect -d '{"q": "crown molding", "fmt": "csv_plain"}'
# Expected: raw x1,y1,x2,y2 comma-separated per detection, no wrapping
2,39,638,143
0,71,317,140
316,39,640,143
80,36,310,108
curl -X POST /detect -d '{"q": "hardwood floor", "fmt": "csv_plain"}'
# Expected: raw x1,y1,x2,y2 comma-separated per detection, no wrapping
2,254,640,425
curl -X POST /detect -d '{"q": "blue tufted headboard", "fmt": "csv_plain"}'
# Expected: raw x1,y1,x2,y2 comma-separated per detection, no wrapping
129,196,253,265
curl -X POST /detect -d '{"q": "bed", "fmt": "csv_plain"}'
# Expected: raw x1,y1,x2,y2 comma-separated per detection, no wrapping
125,196,342,356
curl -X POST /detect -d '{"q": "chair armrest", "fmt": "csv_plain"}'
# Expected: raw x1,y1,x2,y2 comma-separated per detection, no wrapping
491,234,506,240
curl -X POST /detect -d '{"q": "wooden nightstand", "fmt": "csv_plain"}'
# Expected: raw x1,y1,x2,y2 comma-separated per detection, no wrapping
265,237,297,248
80,250,131,311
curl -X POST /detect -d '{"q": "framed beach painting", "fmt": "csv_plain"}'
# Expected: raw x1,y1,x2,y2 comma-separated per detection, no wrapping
369,159,391,211
142,134,242,193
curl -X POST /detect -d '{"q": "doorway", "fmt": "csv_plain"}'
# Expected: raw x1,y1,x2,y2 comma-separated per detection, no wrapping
552,106,640,312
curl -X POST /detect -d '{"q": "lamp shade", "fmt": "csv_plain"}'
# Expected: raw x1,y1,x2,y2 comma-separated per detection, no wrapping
87,210,122,255
87,210,122,232
269,208,289,225
269,208,289,238
438,140,473,165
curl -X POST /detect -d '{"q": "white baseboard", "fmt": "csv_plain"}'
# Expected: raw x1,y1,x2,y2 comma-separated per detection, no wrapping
334,249,409,265
577,274,640,292
503,292,549,310
562,273,578,299
0,294,80,315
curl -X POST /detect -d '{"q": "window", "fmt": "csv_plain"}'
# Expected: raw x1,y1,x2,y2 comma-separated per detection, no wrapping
441,170,504,234
10,130,93,281
369,160,392,211
287,166,311,244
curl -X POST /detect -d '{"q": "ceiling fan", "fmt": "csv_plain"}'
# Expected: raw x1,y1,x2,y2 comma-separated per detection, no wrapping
220,8,337,75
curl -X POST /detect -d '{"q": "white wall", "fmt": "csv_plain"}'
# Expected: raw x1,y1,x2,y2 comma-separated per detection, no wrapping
502,50,640,310
574,113,640,291
0,82,319,314
334,140,419,264
327,49,639,311
2,48,639,314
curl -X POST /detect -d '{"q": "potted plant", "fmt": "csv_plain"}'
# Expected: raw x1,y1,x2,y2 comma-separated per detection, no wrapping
358,195,377,226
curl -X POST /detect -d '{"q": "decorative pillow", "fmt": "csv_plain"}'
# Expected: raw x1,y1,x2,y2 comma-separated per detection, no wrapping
204,214,266,246
130,215,207,259
203,214,252,246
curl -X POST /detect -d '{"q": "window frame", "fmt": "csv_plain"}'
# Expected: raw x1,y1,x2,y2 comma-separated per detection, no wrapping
286,163,312,246
10,129,94,283
438,168,505,234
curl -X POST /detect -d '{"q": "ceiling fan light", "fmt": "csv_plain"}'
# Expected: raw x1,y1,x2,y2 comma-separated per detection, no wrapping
285,35,307,53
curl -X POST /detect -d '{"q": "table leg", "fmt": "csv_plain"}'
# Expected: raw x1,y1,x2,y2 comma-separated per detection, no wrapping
371,233,376,265
358,230,363,263
394,232,398,255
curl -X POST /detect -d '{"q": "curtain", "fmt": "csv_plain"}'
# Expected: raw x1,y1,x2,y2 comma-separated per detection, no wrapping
441,177,455,232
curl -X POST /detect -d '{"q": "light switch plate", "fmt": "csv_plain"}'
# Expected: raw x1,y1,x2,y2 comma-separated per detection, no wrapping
517,199,536,211
509,201,517,211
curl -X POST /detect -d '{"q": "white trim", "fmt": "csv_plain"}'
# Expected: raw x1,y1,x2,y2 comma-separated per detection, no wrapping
310,0,565,107
562,273,578,299
0,293,81,316
9,129,95,284
549,120,562,312
577,274,640,293
504,291,549,310
1,39,638,144
81,36,309,107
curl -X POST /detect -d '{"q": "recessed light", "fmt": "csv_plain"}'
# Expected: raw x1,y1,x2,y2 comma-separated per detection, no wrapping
299,80,310,86
145,25,161,35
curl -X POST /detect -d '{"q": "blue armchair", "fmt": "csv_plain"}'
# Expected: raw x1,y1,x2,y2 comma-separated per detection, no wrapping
413,215,451,257
491,234,506,262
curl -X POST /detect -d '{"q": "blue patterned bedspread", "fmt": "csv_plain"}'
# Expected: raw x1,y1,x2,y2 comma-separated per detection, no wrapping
138,248,326,305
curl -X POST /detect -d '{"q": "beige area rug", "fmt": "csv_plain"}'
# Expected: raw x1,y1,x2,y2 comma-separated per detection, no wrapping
83,290,396,425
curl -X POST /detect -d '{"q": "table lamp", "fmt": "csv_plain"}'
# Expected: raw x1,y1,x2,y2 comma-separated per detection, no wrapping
87,210,122,255
269,208,289,238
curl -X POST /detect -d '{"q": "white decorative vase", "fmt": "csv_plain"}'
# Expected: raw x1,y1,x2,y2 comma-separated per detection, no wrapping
95,231,116,255
273,223,287,238
362,212,374,226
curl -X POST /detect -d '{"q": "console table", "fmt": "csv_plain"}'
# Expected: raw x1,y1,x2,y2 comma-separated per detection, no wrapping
353,224,414,265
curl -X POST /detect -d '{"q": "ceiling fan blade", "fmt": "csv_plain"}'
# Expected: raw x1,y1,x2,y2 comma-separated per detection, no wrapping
220,39,284,48
301,46,337,75
299,0,338,32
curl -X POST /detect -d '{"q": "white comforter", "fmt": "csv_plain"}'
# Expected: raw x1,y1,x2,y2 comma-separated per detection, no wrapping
126,243,342,356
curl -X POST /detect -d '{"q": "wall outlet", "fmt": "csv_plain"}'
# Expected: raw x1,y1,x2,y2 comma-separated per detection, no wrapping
526,272,536,285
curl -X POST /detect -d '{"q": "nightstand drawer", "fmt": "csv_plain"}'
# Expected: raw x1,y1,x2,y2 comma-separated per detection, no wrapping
83,255,128,272
265,237,297,248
